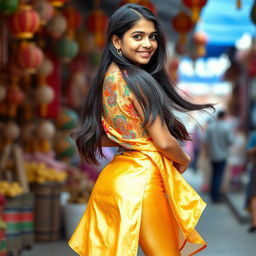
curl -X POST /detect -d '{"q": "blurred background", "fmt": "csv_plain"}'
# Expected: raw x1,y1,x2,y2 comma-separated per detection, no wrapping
0,0,256,255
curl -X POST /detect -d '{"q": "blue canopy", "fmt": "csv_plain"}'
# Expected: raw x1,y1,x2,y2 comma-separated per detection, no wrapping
196,0,255,46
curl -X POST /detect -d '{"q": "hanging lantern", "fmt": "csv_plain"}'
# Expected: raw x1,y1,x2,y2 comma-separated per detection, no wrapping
55,134,76,159
55,37,79,62
3,121,20,145
138,0,157,14
172,12,193,45
33,0,54,25
8,5,40,39
193,31,208,57
35,85,54,116
175,42,187,56
237,0,242,9
86,9,108,48
46,12,67,38
48,0,69,7
183,0,207,23
6,86,25,117
21,123,36,152
37,57,54,77
119,0,156,14
0,85,6,101
168,58,180,83
17,42,44,73
63,6,82,38
56,108,79,131
37,120,56,152
0,0,18,15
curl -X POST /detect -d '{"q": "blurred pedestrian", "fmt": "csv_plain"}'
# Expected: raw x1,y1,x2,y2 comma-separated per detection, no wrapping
204,110,233,202
190,123,204,172
245,131,256,232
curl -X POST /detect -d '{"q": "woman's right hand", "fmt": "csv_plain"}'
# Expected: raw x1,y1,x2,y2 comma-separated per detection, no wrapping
173,153,191,174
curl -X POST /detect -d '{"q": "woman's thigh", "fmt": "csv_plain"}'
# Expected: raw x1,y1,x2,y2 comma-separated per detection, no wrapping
139,168,180,256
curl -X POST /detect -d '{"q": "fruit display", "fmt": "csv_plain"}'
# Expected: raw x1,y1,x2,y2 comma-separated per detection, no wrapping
25,162,67,184
0,181,23,197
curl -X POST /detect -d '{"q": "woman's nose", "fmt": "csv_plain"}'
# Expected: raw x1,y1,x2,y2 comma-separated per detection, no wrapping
142,37,152,48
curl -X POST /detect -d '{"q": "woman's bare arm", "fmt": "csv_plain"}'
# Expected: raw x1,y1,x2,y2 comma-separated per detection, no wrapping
131,93,190,173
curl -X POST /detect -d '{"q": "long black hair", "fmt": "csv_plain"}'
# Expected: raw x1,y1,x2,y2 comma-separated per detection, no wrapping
74,3,214,164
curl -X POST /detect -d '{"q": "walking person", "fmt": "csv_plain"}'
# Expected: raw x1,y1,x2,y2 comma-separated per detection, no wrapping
69,4,213,255
204,110,233,203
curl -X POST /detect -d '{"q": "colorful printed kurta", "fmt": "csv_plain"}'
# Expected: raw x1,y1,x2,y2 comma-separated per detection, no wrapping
69,70,207,256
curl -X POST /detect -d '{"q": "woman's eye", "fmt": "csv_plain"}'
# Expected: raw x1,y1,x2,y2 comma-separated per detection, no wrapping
133,34,142,40
150,34,157,40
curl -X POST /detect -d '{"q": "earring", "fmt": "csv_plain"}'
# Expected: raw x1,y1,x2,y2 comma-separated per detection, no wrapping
117,48,122,56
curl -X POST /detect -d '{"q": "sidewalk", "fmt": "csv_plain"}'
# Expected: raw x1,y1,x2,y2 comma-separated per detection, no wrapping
22,171,256,256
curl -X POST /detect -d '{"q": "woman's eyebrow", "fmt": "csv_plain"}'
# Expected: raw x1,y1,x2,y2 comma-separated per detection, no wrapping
131,31,157,34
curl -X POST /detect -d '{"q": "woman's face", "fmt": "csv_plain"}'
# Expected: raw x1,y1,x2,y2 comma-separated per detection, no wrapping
113,18,158,66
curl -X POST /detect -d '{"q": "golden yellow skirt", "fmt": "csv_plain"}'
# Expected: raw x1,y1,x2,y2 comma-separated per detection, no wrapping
69,150,206,256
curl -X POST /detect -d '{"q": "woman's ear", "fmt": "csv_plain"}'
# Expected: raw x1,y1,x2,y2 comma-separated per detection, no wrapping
111,34,121,50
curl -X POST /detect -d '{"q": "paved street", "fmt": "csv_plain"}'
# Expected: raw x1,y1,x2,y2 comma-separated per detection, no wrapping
22,171,256,256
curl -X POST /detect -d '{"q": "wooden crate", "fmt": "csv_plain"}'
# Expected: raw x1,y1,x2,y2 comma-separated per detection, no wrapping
31,183,62,241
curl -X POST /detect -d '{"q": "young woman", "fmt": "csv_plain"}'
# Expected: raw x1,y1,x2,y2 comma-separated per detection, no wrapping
69,4,213,256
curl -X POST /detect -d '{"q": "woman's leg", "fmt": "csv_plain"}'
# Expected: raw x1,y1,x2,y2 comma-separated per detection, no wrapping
139,168,180,256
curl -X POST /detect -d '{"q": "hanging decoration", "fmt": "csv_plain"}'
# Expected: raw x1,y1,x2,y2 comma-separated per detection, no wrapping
17,42,44,73
2,121,20,145
0,0,19,15
46,12,67,38
168,57,180,83
6,85,25,118
172,12,193,45
86,0,108,49
48,0,69,8
35,84,55,117
36,120,56,153
55,37,79,62
33,0,54,25
237,0,242,9
193,31,208,57
119,0,157,14
182,0,207,23
63,5,82,39
8,4,40,39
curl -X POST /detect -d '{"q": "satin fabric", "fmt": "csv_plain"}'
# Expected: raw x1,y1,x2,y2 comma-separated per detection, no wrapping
69,117,207,256
139,160,180,255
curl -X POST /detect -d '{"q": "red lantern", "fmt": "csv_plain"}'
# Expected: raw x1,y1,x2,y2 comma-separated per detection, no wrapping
48,0,69,7
7,86,25,117
33,0,54,25
172,12,193,45
168,58,180,83
175,42,187,56
193,31,208,57
138,0,157,14
17,42,44,73
119,0,157,14
86,9,108,48
63,6,82,35
183,0,207,23
8,5,40,39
